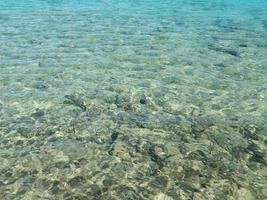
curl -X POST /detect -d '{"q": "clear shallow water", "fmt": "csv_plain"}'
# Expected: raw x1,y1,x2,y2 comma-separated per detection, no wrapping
0,0,267,199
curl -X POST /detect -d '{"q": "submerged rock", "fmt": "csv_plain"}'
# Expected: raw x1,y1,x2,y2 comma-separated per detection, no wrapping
17,126,35,138
231,146,249,160
209,44,240,56
49,180,61,194
139,94,148,105
115,185,140,199
150,175,169,188
247,143,267,165
214,63,227,68
106,131,119,155
115,95,132,110
239,44,248,47
187,150,208,165
31,109,45,119
68,176,86,187
223,48,240,56
110,132,119,143
34,82,49,90
241,124,259,140
64,95,87,111
175,182,200,194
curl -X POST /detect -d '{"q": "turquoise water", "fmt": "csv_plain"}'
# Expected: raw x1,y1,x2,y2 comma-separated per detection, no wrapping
0,0,267,199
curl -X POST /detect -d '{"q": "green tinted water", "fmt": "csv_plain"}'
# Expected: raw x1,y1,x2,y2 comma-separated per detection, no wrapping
0,0,267,199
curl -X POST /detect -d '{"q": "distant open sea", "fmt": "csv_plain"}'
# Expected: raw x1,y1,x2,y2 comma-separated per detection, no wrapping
0,0,267,199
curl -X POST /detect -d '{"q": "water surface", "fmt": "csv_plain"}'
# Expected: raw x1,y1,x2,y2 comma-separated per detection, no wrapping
0,0,267,199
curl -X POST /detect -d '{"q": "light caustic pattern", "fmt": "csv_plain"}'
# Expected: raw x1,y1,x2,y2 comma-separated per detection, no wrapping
0,0,267,199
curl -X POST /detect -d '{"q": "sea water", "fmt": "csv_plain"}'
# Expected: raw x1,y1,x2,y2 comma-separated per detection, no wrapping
0,0,267,199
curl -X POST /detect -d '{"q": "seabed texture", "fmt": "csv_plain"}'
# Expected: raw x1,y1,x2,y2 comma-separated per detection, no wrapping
0,0,267,200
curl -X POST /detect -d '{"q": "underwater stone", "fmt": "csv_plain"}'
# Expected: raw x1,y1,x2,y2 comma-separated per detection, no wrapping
191,122,205,133
115,185,140,199
111,131,119,143
115,95,132,110
250,153,266,166
239,44,248,47
214,63,227,68
103,178,114,187
68,176,86,187
247,143,266,165
16,189,27,196
154,175,169,187
50,185,60,194
106,131,120,155
148,145,165,169
242,125,259,140
140,94,148,104
34,82,49,89
231,146,249,160
55,161,70,169
17,126,31,134
179,143,190,155
175,182,200,193
17,126,33,138
49,180,61,194
187,150,208,165
73,158,88,168
64,95,87,111
223,48,240,56
209,45,240,56
31,109,45,119
88,184,101,197
247,143,260,152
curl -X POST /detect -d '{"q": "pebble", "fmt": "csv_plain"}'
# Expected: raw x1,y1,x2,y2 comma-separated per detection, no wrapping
34,82,49,89
154,175,168,187
231,146,248,160
67,176,86,187
31,109,45,119
223,48,240,56
209,45,240,56
214,63,227,68
64,95,87,111
187,150,208,165
115,95,132,110
239,44,248,47
242,124,259,140
103,178,113,187
49,180,61,194
89,184,101,197
140,94,148,105
175,182,200,193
